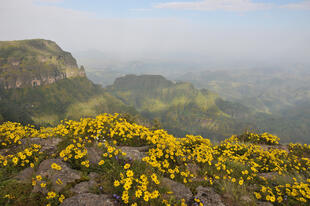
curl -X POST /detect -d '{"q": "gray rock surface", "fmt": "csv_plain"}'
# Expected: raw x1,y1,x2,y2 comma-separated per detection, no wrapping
21,137,62,154
14,167,34,183
119,146,148,161
60,193,117,206
161,177,193,202
33,158,81,193
194,186,225,206
87,146,103,164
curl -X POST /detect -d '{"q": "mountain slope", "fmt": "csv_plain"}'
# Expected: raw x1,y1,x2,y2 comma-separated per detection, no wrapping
0,39,85,89
0,40,137,126
0,77,138,126
106,74,253,139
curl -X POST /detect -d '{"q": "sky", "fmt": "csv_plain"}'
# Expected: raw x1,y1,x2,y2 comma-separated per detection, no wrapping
1,0,310,68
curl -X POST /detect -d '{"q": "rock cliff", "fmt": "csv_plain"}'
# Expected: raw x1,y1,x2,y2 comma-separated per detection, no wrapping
0,39,85,89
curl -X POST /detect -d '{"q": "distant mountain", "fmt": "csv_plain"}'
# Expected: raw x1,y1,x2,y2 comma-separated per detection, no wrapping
1,40,309,143
106,74,253,139
176,67,310,142
176,67,310,113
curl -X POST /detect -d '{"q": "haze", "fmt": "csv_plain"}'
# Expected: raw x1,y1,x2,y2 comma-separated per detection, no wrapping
1,0,310,69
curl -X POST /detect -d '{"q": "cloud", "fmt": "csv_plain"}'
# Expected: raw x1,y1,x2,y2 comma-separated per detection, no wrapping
35,0,64,3
0,0,309,67
154,0,273,12
280,0,310,10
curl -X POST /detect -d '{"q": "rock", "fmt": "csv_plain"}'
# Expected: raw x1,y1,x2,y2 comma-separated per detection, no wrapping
71,173,98,194
186,163,200,177
258,172,277,180
21,137,62,154
240,195,253,204
259,144,289,153
33,159,81,193
89,172,100,180
71,180,96,194
60,193,117,206
257,201,273,206
14,167,34,183
161,177,193,202
119,146,148,161
87,146,103,164
194,186,225,206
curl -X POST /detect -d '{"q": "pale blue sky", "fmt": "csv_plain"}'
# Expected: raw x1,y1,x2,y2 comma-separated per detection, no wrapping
1,0,310,66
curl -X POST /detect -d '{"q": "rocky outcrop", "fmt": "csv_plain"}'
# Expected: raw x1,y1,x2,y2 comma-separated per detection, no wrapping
0,39,86,89
119,146,149,161
21,137,62,154
161,177,193,202
14,167,35,183
60,193,118,206
33,158,81,193
193,186,226,206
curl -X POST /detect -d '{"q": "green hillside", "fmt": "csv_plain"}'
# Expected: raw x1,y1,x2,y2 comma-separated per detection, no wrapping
0,39,85,89
106,75,252,139
176,68,310,143
0,77,137,126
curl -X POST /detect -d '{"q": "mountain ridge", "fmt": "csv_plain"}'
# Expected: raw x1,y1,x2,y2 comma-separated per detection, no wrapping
0,39,85,89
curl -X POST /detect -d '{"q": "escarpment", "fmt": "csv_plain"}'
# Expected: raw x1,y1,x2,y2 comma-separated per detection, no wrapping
0,39,85,89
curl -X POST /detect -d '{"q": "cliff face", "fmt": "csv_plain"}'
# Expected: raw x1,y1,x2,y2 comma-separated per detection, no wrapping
0,39,85,89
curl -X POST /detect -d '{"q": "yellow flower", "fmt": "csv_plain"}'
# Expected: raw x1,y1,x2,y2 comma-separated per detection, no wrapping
254,192,261,199
126,170,134,177
46,191,56,199
98,160,105,165
114,180,120,187
59,194,65,203
124,163,130,169
40,182,46,188
56,178,63,185
135,189,142,198
51,163,62,171
12,157,19,165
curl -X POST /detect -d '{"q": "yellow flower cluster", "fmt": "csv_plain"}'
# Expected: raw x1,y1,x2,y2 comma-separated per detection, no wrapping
237,132,280,145
0,122,55,148
59,140,88,165
46,191,66,203
289,143,310,156
51,163,62,171
142,133,212,183
114,165,160,204
255,179,310,203
0,114,309,205
0,122,35,147
0,144,41,168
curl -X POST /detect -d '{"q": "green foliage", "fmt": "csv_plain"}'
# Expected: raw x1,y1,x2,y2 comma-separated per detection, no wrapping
107,75,253,139
0,77,138,127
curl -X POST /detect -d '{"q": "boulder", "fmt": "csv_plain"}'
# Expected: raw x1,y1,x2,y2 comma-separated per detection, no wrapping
14,167,35,183
119,146,148,161
161,177,193,202
194,186,225,206
33,158,81,193
71,181,96,194
87,146,103,164
257,201,273,206
258,172,277,180
21,137,62,154
60,193,117,206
